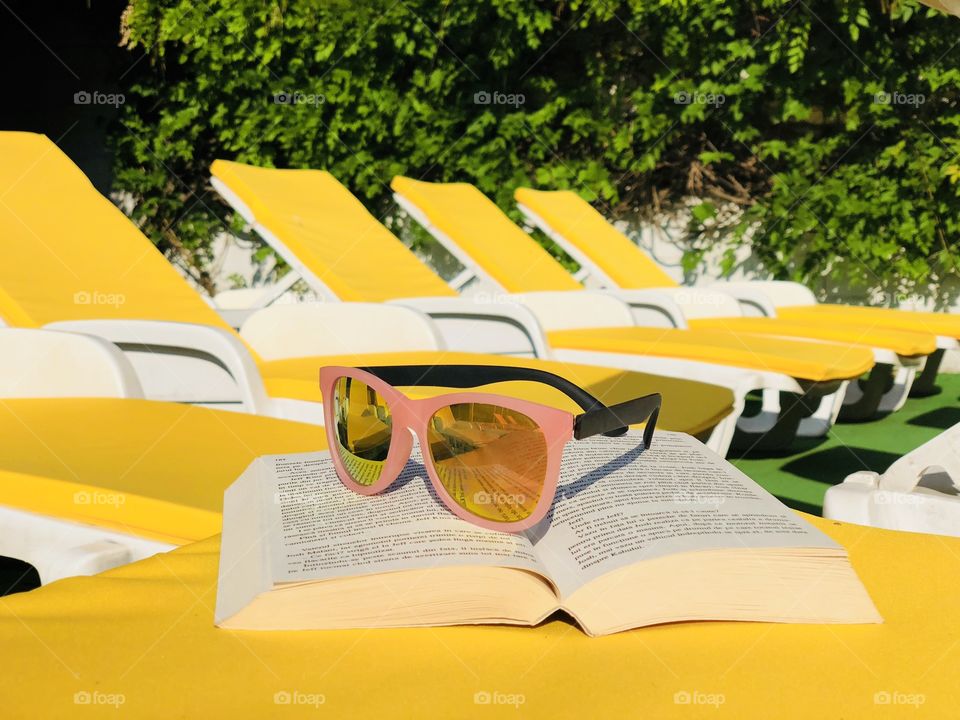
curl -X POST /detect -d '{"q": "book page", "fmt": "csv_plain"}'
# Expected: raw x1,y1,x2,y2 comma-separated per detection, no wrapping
528,431,840,599
262,450,547,584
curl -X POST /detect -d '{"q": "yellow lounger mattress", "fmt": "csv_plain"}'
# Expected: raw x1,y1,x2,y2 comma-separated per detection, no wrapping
392,175,583,293
778,304,960,341
0,398,324,544
689,317,935,358
0,372,731,545
1,516,957,717
212,159,457,302
0,133,237,331
515,186,680,289
547,327,875,383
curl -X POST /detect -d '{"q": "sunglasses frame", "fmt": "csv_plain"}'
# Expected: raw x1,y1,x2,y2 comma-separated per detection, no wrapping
319,365,661,532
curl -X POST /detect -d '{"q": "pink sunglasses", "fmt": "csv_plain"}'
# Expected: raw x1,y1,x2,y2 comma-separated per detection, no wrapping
320,365,661,532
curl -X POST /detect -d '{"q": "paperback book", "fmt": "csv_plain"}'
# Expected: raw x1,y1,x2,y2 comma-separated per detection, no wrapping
215,431,880,636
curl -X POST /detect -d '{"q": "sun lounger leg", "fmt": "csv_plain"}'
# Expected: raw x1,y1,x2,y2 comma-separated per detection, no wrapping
732,382,841,452
839,363,905,421
797,381,848,437
876,365,918,414
909,348,944,398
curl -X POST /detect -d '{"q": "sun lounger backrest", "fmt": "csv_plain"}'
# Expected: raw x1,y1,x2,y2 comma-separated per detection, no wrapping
211,161,457,302
390,176,583,293
0,132,232,331
514,187,678,290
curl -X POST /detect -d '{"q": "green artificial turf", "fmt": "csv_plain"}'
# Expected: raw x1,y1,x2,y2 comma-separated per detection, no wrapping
731,373,960,516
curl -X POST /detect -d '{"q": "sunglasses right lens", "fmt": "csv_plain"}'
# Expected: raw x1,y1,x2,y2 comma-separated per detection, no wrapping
332,376,392,487
427,403,547,524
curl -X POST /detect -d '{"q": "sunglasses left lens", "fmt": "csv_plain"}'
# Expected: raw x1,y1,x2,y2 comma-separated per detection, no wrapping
333,376,392,487
427,403,548,525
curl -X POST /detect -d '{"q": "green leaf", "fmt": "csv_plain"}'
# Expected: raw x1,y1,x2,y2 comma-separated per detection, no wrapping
691,202,718,222
698,151,735,166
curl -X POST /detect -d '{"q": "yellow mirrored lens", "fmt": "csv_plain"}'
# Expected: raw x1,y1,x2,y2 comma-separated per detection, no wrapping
427,403,547,524
333,376,392,486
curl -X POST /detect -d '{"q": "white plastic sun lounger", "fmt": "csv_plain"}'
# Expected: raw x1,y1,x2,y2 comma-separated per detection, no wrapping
512,186,950,408
824,422,960,536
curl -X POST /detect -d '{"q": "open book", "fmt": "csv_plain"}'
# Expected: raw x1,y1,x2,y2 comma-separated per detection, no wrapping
215,431,880,637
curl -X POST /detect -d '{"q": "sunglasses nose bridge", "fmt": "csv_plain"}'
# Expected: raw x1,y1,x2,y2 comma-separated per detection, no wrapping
385,394,420,432
381,397,429,463
390,391,439,435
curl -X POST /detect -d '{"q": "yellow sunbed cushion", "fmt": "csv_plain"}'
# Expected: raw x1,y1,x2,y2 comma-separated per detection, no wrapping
690,317,936,358
547,327,875,382
392,176,583,292
0,398,323,544
778,304,960,341
259,350,734,438
0,132,233,331
3,517,957,717
212,161,456,302
515,187,679,289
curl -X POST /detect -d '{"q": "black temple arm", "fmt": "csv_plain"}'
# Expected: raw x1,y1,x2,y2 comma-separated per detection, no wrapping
360,364,604,413
360,365,661,448
573,393,661,448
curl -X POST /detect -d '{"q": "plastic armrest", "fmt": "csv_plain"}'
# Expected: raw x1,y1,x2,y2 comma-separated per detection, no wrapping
711,280,817,315
602,289,690,328
389,296,551,359
504,290,636,334
609,287,751,323
44,319,270,414
878,424,960,493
